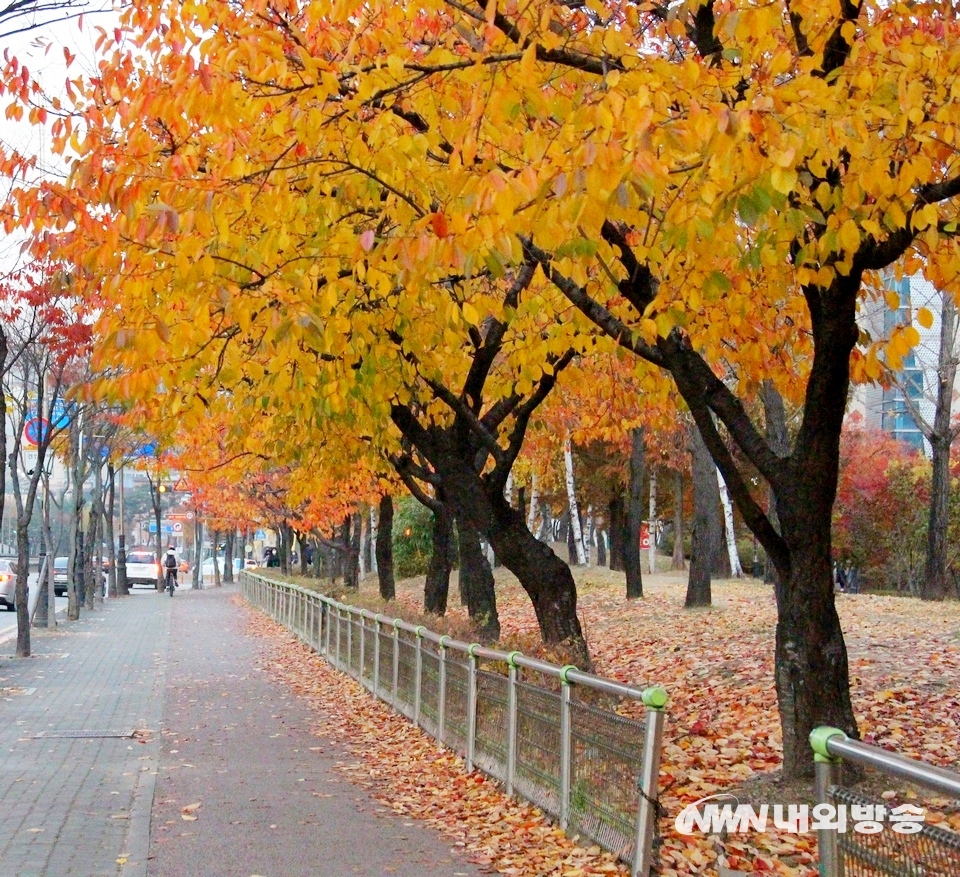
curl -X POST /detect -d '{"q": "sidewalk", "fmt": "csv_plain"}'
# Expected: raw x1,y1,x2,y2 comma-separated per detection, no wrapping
0,586,485,877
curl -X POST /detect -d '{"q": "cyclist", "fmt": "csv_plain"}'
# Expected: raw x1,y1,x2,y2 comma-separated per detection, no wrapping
163,546,179,596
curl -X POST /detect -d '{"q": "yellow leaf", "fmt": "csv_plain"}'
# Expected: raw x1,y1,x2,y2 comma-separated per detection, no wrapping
839,219,860,253
462,302,479,325
770,165,797,195
917,306,934,329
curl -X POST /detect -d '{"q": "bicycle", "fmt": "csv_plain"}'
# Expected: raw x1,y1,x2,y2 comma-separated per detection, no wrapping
165,567,177,596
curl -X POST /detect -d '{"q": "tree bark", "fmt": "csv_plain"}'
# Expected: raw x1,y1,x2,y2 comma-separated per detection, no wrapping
345,514,361,589
924,434,952,599
687,424,718,607
672,469,686,570
564,437,588,565
223,530,236,583
921,292,959,599
375,495,395,600
424,505,454,615
717,468,743,576
624,427,645,599
456,516,500,641
608,496,625,571
648,467,657,574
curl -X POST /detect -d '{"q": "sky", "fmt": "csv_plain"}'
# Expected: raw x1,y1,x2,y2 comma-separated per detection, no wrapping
1,2,119,276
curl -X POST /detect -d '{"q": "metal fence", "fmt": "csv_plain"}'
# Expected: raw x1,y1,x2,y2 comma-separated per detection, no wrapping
811,727,960,876
241,571,668,876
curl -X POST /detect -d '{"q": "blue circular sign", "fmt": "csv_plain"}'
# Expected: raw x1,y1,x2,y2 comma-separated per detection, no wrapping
24,417,50,446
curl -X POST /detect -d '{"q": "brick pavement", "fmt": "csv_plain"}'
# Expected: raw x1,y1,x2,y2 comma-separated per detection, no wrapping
0,586,485,877
0,592,168,877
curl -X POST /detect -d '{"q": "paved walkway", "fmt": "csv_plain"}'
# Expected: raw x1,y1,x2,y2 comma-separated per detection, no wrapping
0,586,485,877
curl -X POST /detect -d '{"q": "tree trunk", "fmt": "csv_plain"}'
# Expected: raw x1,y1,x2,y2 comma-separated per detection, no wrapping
672,469,686,571
687,424,718,607
624,427,645,599
192,518,203,589
455,516,499,641
345,515,361,589
775,499,857,777
761,380,790,585
223,530,236,583
424,506,454,615
717,468,743,576
922,292,959,599
648,468,657,574
526,474,539,534
212,529,222,587
608,496,625,571
376,495,395,600
564,437,588,565
105,465,117,598
596,528,607,566
924,434,952,599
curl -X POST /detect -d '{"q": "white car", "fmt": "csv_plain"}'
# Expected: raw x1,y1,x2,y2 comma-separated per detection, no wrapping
0,558,19,611
125,550,161,587
199,557,243,577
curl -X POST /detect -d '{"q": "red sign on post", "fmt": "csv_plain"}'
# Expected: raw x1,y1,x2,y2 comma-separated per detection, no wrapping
639,522,650,551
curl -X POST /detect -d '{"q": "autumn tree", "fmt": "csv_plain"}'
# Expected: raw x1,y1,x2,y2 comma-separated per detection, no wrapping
9,0,960,778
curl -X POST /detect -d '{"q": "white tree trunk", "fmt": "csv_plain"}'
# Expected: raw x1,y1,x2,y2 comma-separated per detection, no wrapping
358,509,367,578
564,436,588,565
369,505,378,574
584,506,594,566
648,468,658,574
716,468,743,577
526,473,539,535
504,472,514,506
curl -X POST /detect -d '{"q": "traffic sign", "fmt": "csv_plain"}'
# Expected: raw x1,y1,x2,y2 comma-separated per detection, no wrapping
50,399,73,429
173,522,183,532
24,417,50,447
173,478,189,491
254,529,267,540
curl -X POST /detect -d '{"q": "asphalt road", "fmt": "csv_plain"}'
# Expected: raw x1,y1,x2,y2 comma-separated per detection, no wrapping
0,573,69,644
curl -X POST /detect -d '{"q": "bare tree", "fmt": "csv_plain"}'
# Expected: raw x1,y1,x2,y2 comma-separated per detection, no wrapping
893,287,960,600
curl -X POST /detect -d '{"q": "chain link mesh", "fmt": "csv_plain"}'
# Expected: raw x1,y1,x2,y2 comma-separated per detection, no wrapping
442,654,470,754
568,693,646,862
831,787,960,876
419,642,441,736
242,579,658,872
395,633,417,719
473,668,509,784
361,623,376,687
514,681,563,817
347,618,362,675
377,629,393,693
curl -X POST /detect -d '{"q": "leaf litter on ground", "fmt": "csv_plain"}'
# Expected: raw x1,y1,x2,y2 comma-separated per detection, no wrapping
241,565,960,876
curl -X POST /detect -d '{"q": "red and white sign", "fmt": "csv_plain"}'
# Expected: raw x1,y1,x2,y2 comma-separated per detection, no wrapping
639,523,650,551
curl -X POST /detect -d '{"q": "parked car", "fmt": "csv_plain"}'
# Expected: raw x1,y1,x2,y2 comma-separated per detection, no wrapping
53,556,110,596
53,556,69,597
125,550,161,588
199,557,243,577
0,558,18,611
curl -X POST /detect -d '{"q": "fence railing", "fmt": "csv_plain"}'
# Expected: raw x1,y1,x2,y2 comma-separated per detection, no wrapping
811,727,960,876
241,571,668,876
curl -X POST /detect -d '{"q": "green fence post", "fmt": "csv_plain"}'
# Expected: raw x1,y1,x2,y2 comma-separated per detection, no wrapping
506,651,522,797
633,686,668,877
811,727,847,877
558,664,578,830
